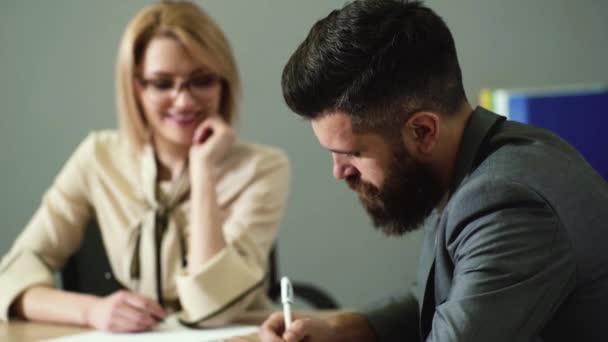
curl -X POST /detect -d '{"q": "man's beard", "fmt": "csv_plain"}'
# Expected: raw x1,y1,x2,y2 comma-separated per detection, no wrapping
346,146,444,236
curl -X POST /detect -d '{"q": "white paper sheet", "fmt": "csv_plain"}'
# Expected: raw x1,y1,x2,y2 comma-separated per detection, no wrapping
43,314,258,342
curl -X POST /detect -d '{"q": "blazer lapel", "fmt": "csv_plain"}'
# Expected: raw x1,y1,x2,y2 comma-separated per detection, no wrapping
418,107,505,339
418,211,439,339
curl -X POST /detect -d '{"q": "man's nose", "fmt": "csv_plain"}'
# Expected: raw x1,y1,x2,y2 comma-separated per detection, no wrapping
332,154,358,180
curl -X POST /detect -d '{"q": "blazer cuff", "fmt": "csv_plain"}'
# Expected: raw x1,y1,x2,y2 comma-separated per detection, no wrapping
364,294,421,342
175,245,264,326
0,250,54,321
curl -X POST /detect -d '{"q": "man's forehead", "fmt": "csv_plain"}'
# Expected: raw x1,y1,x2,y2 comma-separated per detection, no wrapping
311,111,357,148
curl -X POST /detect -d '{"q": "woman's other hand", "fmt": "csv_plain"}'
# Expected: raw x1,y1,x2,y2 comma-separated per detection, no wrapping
85,290,167,333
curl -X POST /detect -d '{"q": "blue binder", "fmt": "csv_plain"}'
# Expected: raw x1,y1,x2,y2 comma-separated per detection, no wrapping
506,87,608,180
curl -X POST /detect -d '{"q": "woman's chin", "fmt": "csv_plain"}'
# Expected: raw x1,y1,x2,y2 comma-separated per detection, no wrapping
155,132,195,149
175,135,196,147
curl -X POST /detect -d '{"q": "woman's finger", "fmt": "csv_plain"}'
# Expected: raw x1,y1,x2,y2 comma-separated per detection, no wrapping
122,292,167,320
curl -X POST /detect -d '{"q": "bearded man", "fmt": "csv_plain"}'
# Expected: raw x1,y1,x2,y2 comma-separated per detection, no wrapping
258,1,608,341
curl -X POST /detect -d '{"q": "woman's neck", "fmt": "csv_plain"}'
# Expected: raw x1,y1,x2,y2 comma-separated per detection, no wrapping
152,137,189,182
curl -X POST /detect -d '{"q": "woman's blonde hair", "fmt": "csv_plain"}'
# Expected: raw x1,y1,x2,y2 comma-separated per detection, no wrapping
116,1,240,150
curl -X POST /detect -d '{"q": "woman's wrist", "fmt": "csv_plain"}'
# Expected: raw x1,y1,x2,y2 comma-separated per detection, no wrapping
190,164,216,189
81,294,102,328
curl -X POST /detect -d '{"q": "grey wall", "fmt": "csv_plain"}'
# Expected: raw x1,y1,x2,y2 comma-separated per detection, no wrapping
1,0,607,310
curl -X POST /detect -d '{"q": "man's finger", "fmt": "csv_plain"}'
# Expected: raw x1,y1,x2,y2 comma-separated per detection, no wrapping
283,318,310,342
263,312,286,331
259,328,286,342
260,312,287,342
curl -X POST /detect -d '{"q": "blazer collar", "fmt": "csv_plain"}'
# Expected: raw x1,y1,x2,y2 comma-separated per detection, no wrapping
140,143,159,207
449,106,505,197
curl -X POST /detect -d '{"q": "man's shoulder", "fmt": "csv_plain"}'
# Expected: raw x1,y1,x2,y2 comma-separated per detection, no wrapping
446,172,547,220
449,120,592,211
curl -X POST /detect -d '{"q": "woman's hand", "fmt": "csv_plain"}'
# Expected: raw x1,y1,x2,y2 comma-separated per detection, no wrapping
85,290,167,333
187,115,231,271
190,116,236,174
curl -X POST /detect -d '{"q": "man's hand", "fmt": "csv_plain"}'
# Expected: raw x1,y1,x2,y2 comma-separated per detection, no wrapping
259,311,378,342
85,290,167,333
259,312,335,342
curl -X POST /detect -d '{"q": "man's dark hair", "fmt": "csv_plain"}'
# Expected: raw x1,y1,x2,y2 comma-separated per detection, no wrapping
282,0,467,132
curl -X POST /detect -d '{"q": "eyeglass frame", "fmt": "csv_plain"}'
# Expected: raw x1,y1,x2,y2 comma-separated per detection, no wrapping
135,72,222,102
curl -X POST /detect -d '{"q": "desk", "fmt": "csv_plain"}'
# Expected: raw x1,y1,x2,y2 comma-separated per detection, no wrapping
0,310,341,342
0,320,88,342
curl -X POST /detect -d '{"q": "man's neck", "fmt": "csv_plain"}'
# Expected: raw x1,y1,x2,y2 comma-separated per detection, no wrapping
433,103,473,191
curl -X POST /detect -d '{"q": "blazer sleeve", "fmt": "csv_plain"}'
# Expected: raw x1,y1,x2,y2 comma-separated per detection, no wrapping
0,135,94,321
176,148,290,327
365,291,421,342
427,177,576,342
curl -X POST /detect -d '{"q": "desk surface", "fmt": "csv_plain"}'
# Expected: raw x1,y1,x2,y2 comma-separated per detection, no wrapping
0,310,340,342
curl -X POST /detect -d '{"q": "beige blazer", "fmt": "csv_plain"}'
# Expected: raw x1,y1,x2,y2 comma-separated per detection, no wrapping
0,131,290,326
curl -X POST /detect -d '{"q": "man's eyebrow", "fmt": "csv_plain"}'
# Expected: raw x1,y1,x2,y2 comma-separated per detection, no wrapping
329,148,360,156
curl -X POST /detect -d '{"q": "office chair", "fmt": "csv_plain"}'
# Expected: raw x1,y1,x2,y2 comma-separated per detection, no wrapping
267,246,339,309
61,220,122,297
61,220,339,309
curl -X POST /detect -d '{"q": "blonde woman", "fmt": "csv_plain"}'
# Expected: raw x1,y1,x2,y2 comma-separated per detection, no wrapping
0,1,289,333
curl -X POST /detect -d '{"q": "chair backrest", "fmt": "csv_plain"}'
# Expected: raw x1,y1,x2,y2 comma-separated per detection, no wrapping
61,220,122,296
62,220,339,309
267,245,339,309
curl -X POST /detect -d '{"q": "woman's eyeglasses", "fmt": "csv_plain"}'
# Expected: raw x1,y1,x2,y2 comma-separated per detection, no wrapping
138,73,221,102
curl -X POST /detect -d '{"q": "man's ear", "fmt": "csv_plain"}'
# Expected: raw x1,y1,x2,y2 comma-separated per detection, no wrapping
400,111,439,155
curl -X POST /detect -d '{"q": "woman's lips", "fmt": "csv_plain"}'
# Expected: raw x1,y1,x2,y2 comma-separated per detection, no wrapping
166,113,200,126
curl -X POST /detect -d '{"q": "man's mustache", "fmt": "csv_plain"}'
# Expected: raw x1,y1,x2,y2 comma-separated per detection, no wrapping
346,175,381,201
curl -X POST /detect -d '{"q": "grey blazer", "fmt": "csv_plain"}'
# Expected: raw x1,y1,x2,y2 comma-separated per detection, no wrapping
367,107,608,341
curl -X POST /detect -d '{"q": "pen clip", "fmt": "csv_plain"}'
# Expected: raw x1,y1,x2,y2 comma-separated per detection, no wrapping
281,276,293,304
